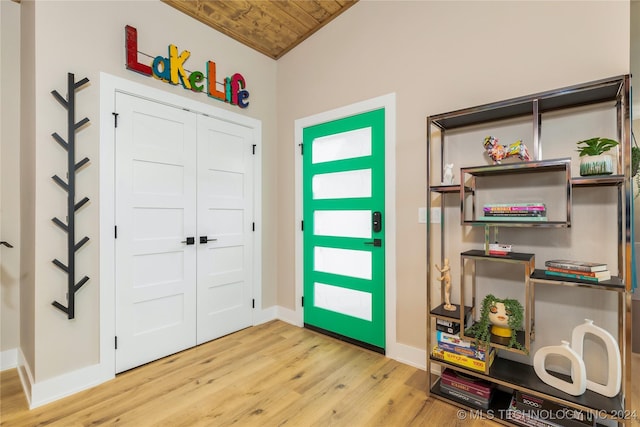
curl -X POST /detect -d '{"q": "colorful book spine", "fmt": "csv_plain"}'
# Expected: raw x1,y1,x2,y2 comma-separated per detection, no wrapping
439,383,490,409
544,260,607,272
441,369,494,399
432,345,496,372
478,216,548,222
545,266,609,278
544,270,607,282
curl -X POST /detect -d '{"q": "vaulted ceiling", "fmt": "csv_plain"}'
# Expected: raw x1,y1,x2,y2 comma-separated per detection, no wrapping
162,0,358,60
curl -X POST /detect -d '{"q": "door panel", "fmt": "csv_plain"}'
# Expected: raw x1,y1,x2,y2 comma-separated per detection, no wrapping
303,108,385,350
196,115,254,344
115,93,197,373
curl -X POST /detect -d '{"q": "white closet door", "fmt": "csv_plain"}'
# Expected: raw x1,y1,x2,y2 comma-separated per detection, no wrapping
115,93,197,373
196,115,254,344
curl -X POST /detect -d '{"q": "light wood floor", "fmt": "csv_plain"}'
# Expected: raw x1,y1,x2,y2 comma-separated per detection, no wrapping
0,320,637,426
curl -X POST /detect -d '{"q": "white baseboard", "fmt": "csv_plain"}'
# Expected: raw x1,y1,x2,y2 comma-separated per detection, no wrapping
0,348,17,371
275,305,301,327
253,305,278,325
17,347,114,409
391,342,426,371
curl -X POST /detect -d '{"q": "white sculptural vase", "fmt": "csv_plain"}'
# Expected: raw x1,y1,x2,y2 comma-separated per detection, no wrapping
571,319,621,398
533,340,587,396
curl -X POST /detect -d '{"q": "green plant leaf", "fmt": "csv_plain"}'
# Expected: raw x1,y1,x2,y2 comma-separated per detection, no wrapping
576,137,619,156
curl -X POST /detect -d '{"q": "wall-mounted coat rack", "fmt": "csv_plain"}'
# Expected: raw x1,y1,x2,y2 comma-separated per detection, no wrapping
51,72,91,319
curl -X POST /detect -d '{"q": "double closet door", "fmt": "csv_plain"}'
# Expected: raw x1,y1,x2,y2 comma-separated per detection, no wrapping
114,93,254,373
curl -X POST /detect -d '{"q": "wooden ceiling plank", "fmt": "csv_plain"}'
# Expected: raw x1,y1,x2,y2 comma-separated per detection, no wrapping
249,1,311,38
163,0,358,60
203,0,297,52
274,0,324,29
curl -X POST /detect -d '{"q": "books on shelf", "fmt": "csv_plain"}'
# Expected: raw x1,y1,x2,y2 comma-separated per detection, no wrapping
489,243,512,256
483,203,546,216
436,331,491,361
436,313,472,335
479,215,548,222
544,269,611,282
545,266,610,278
431,345,496,372
513,391,595,427
544,259,607,272
440,368,495,400
439,381,491,409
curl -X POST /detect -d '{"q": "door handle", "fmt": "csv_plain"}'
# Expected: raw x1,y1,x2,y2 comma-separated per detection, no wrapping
181,237,195,245
199,236,218,244
372,211,382,233
364,238,382,247
0,241,13,248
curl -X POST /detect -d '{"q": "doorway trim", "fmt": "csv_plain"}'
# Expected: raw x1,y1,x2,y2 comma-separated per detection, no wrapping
99,72,262,377
294,94,397,357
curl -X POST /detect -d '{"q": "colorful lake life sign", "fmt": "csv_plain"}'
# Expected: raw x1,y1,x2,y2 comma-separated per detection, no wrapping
125,25,249,109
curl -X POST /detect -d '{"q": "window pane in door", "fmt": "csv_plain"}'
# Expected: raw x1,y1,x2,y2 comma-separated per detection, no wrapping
312,127,372,164
314,246,372,280
312,169,371,200
314,282,372,321
314,210,371,238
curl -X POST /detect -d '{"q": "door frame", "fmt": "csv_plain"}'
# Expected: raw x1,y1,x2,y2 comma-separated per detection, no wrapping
294,94,397,355
99,73,262,377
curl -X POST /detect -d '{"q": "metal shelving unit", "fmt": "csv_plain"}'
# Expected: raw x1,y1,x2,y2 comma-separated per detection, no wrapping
426,75,633,426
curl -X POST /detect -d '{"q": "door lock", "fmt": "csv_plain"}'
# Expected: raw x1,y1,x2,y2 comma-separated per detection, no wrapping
200,236,218,244
181,237,195,245
364,238,382,247
372,211,382,233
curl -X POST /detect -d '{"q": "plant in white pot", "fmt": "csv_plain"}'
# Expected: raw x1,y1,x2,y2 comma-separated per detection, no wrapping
576,137,618,176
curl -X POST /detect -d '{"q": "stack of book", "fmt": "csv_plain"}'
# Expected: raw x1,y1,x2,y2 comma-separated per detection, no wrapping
439,368,495,409
436,312,472,335
431,331,496,372
479,203,547,222
544,259,610,282
507,391,596,427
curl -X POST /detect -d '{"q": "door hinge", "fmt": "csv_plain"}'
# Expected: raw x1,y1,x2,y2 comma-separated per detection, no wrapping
252,299,255,309
301,296,304,307
114,225,117,239
301,220,304,231
252,222,255,231
298,143,303,155
252,144,256,155
112,112,119,128
115,336,118,350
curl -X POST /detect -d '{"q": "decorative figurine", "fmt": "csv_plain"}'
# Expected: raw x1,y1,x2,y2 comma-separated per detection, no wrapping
483,136,531,164
435,258,456,311
465,294,526,351
442,163,454,185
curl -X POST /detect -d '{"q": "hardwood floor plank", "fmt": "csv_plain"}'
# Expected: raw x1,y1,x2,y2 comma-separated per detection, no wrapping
1,321,637,427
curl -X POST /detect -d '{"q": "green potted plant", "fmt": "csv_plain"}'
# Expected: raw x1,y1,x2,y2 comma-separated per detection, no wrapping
576,137,618,176
465,294,526,352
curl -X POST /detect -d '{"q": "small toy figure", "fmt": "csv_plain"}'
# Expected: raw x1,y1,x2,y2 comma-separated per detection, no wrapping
483,136,531,164
435,258,456,311
442,163,454,185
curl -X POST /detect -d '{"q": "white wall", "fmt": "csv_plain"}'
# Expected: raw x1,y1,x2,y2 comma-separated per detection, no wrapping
276,0,630,350
1,0,22,370
21,0,277,389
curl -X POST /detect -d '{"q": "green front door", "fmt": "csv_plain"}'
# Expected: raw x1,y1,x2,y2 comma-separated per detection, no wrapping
303,108,385,351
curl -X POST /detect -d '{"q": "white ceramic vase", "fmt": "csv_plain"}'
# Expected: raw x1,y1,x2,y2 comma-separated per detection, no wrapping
571,319,621,398
533,340,587,396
